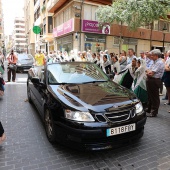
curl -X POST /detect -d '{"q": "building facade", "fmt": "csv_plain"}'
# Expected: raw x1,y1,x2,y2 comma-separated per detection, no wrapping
24,0,35,56
12,17,27,53
0,0,5,54
23,0,170,55
24,0,53,55
46,0,170,56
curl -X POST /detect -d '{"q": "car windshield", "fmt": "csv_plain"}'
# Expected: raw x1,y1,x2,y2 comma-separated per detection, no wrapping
47,62,109,84
18,54,33,60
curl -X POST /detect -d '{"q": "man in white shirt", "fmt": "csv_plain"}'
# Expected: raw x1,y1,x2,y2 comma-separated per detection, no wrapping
127,48,136,64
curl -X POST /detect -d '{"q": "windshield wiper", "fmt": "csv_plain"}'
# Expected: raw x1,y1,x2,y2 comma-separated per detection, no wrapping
49,82,76,85
81,80,107,84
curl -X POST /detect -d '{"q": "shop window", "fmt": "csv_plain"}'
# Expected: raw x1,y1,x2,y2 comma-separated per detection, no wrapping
84,34,106,52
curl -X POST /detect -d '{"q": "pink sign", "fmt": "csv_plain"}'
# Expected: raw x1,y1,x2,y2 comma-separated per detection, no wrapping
82,20,110,34
53,18,74,37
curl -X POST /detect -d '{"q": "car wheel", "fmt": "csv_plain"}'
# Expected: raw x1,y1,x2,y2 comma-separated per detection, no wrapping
27,84,32,103
44,108,56,143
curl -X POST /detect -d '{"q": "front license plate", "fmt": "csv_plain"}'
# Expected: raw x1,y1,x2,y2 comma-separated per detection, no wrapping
106,123,136,137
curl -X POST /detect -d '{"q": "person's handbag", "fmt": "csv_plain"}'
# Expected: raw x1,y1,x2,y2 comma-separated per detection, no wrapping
0,66,4,74
9,64,17,71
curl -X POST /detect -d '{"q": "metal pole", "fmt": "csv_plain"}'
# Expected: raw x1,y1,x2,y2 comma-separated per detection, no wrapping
163,33,165,53
79,0,84,51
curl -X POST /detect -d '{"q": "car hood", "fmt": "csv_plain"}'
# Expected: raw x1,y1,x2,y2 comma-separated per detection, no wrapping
48,81,138,112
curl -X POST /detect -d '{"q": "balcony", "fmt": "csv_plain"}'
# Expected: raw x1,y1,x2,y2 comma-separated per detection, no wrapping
34,17,41,26
15,23,25,26
34,0,40,12
15,38,26,41
47,0,67,13
14,28,25,31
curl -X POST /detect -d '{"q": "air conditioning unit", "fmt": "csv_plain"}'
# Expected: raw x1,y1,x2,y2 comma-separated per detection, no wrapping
75,13,80,17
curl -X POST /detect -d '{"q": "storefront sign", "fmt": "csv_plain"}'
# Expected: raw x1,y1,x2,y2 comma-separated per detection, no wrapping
53,18,74,37
82,20,110,34
85,34,106,43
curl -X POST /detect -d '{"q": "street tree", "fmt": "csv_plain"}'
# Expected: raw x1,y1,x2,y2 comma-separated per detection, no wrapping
96,0,170,50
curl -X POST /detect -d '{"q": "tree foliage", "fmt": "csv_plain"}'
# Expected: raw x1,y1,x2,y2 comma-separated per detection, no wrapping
96,0,170,30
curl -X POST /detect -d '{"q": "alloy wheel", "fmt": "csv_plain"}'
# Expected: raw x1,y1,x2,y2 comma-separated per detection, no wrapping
45,109,54,140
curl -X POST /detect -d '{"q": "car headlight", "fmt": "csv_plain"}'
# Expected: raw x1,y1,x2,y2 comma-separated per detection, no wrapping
65,110,95,122
135,102,143,114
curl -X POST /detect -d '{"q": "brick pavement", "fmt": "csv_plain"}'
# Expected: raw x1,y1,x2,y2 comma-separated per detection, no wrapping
0,81,170,170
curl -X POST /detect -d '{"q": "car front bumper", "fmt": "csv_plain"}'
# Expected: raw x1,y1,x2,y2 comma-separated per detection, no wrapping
16,65,32,72
54,115,147,150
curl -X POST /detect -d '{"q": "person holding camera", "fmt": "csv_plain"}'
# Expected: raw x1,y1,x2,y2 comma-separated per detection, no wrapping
6,50,18,82
0,51,5,72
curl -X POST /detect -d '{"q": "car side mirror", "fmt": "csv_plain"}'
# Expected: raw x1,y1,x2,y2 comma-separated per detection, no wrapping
31,77,40,84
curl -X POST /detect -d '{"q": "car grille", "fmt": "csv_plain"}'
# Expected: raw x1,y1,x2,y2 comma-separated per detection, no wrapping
95,108,135,123
105,108,135,123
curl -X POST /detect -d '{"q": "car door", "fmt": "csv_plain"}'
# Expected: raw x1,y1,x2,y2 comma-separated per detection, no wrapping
28,68,46,114
34,70,47,115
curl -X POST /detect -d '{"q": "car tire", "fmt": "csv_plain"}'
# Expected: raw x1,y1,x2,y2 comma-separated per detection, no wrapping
44,108,56,143
27,84,32,103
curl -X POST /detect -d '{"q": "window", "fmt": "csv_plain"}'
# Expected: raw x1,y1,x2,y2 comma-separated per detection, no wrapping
44,24,46,34
159,20,169,32
154,21,159,31
64,7,71,22
84,4,91,20
48,16,53,33
113,37,119,46
84,4,98,21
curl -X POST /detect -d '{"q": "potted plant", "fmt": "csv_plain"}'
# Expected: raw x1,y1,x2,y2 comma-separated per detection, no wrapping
41,5,46,13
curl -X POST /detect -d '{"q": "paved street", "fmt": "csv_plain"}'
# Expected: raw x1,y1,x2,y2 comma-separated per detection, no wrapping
0,73,170,170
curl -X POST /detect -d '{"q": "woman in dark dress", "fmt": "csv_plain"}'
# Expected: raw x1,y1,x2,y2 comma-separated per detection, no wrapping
0,72,5,96
118,58,137,89
0,122,5,144
162,59,170,112
102,54,111,74
91,53,97,64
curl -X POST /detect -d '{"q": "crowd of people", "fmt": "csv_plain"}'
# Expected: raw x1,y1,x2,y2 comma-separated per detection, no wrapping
43,48,170,117
0,47,170,144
